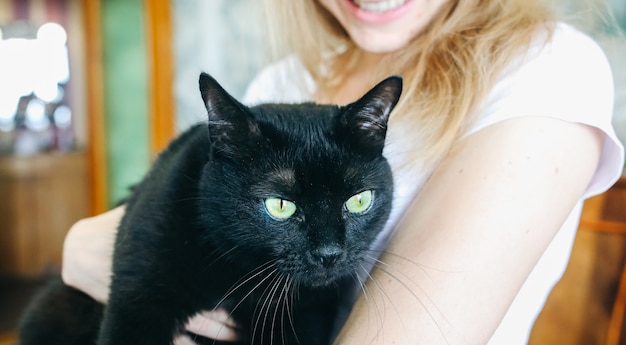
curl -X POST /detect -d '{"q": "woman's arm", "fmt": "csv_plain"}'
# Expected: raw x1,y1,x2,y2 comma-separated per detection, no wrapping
62,205,124,303
334,116,604,344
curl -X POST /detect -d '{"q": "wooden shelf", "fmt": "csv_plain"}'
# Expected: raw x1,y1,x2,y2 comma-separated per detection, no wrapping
0,152,90,277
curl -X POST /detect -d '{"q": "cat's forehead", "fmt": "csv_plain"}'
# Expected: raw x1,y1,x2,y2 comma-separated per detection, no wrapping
254,151,385,198
268,168,296,187
238,103,390,194
250,103,339,128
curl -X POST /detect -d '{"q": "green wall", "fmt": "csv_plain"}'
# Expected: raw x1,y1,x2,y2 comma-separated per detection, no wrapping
102,0,150,207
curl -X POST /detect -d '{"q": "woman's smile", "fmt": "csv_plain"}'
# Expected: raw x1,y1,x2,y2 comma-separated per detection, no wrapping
345,0,415,25
349,0,411,14
318,0,449,52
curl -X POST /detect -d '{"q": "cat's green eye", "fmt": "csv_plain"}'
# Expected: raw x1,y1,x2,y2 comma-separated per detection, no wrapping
345,190,373,214
264,198,297,220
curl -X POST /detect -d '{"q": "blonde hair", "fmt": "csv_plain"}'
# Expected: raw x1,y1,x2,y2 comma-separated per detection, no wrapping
265,0,558,167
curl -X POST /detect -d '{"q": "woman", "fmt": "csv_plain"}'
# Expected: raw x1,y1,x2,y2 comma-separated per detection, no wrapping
62,0,624,344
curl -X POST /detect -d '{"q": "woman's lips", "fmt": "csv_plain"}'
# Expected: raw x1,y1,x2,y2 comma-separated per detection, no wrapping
345,0,414,24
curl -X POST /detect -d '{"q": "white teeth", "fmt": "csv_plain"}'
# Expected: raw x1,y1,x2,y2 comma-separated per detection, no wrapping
353,0,408,13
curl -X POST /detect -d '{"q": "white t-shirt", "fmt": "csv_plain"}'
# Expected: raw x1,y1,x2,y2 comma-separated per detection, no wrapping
242,23,624,344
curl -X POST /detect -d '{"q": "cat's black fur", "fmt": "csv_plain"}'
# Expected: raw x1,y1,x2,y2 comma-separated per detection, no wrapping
19,73,402,345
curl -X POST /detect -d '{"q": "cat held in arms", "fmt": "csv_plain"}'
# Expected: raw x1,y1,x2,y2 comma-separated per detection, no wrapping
19,72,402,345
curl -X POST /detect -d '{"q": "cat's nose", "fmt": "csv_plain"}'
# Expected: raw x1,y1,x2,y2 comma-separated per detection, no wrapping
313,245,343,267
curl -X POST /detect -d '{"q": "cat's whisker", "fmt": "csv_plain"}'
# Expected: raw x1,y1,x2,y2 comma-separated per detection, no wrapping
361,262,409,343
284,278,301,345
278,277,294,345
251,272,277,344
172,196,206,204
365,254,443,313
363,250,454,328
363,254,455,345
210,265,281,345
369,248,460,278
196,246,242,278
267,274,290,345
258,274,281,344
213,261,277,310
270,274,287,345
270,274,290,345
180,173,199,185
251,272,283,344
357,264,386,345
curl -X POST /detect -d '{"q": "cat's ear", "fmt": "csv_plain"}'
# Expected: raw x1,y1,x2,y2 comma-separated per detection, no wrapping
199,73,259,155
338,76,402,152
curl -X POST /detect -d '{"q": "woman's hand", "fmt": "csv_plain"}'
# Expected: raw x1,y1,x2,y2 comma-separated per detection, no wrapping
175,310,240,344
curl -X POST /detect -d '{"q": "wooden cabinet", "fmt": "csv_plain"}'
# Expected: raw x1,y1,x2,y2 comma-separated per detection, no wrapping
530,178,626,345
0,152,90,277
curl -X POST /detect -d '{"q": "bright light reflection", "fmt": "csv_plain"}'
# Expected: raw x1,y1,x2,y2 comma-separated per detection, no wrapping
34,84,64,103
25,99,50,131
0,38,38,98
0,22,70,128
0,94,18,132
53,105,72,128
37,22,67,45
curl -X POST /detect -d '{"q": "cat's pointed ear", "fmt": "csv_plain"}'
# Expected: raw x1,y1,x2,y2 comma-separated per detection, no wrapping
338,76,402,152
199,73,259,155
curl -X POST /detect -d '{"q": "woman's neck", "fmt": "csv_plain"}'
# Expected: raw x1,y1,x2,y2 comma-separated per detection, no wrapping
314,50,387,105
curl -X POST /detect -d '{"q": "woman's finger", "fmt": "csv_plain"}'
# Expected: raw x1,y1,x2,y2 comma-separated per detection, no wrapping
184,310,240,342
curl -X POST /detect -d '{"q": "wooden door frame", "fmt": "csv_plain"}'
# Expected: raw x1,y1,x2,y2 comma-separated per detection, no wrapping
145,0,175,156
82,0,174,214
82,0,107,215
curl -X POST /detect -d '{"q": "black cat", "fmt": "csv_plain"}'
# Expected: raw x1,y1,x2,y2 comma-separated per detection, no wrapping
19,73,402,345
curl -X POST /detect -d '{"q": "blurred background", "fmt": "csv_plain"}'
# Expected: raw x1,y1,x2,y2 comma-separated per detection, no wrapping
0,0,624,344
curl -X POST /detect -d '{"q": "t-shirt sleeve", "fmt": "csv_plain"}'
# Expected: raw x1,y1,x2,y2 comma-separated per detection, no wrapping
470,23,624,198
